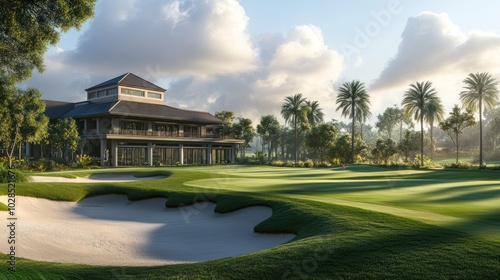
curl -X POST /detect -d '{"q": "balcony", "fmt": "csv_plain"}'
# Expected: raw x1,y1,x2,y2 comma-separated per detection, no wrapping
83,129,228,139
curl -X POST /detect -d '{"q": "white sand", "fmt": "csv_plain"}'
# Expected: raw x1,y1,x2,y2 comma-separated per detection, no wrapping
0,195,295,266
30,173,166,183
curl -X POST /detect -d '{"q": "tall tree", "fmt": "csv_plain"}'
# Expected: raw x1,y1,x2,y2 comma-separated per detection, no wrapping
281,93,308,164
0,0,96,82
48,118,80,160
256,115,280,161
372,138,398,165
460,72,499,167
484,106,500,151
336,80,371,163
214,111,235,137
398,130,420,162
402,81,440,166
439,105,476,164
424,98,445,159
0,84,48,167
232,117,256,158
375,106,400,140
304,100,324,127
305,123,338,163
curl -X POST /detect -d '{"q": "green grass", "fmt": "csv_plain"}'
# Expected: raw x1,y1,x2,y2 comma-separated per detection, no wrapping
1,165,500,279
435,157,473,165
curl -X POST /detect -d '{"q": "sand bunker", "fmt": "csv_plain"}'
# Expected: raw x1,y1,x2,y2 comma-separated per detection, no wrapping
30,173,166,183
0,195,294,266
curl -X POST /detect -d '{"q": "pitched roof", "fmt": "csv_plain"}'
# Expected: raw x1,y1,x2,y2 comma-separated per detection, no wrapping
61,101,118,118
44,100,75,119
49,100,223,125
85,73,166,92
110,101,224,124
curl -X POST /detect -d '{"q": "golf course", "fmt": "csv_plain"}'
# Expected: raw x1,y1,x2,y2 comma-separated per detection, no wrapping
1,164,500,279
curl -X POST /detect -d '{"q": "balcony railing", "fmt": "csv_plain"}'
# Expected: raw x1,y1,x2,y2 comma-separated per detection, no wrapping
86,129,227,139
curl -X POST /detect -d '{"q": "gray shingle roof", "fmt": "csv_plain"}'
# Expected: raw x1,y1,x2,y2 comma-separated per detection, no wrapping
110,101,224,124
46,100,223,125
61,101,118,118
44,100,75,119
85,73,166,92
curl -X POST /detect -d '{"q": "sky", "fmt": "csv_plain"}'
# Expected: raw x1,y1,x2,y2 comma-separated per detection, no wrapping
22,0,500,127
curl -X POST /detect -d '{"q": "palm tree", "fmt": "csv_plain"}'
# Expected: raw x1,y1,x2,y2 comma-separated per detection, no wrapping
424,99,444,159
281,93,307,164
304,100,324,127
460,72,499,167
336,80,371,164
402,81,440,166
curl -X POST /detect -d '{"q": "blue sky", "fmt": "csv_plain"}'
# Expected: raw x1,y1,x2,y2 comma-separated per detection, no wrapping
25,0,500,126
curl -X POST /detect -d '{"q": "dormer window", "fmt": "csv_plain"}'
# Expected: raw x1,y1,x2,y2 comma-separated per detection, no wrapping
147,92,162,99
107,88,117,96
121,88,145,97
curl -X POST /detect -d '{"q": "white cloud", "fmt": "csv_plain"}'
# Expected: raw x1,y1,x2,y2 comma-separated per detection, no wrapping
164,24,344,123
63,0,257,78
368,11,500,122
372,12,500,90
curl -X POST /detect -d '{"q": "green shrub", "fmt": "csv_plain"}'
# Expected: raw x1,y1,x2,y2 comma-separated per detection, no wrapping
331,158,341,166
270,160,285,167
0,163,31,183
413,155,441,168
27,158,71,172
285,160,295,167
318,161,332,167
74,154,92,168
304,159,314,168
444,161,474,169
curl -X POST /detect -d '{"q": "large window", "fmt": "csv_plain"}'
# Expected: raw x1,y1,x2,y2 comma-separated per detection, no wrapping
88,92,97,99
121,88,145,97
183,126,201,137
153,147,179,166
153,123,178,137
120,121,147,135
117,147,147,166
212,148,232,164
97,90,106,98
183,147,207,165
147,92,162,99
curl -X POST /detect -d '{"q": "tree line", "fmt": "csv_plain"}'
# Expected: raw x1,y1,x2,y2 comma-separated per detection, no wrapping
219,72,499,167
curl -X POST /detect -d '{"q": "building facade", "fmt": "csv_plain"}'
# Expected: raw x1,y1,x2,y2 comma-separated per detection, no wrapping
39,73,243,166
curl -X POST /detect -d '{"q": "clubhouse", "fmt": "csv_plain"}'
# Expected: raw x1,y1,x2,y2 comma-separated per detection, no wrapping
33,73,243,166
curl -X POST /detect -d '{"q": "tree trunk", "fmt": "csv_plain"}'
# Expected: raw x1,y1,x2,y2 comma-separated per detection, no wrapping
268,140,272,161
479,98,483,167
294,116,298,165
400,120,403,142
420,115,424,166
430,122,434,160
456,131,459,164
351,106,355,164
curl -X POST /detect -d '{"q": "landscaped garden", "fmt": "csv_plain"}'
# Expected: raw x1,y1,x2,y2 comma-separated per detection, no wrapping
1,164,499,279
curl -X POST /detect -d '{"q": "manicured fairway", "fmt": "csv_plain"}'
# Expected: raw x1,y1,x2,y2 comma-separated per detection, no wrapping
0,165,499,279
185,165,500,242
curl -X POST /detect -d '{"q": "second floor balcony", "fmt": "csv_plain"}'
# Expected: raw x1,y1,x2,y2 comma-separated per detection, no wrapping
83,128,228,139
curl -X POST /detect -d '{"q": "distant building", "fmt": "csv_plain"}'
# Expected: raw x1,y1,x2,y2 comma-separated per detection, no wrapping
30,73,243,166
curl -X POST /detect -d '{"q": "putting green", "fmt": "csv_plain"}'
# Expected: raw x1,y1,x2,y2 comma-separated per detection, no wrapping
184,165,500,243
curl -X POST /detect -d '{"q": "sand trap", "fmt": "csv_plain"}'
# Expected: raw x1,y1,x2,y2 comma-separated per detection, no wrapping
0,195,295,266
30,173,166,183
